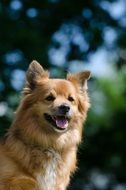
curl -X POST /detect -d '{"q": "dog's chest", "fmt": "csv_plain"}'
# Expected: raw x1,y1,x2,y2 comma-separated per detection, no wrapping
36,150,61,190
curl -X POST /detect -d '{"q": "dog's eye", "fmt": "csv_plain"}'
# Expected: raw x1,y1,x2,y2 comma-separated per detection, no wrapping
68,96,74,102
45,95,55,101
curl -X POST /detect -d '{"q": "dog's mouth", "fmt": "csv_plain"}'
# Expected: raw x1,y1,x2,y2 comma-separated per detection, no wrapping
44,113,69,132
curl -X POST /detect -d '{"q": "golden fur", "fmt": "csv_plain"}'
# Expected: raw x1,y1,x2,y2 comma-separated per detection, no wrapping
0,61,91,190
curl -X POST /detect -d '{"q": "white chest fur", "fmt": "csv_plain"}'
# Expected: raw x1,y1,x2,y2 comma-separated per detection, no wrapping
36,149,61,190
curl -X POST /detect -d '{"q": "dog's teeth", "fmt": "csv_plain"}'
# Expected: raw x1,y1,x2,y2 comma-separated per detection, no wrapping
52,116,56,121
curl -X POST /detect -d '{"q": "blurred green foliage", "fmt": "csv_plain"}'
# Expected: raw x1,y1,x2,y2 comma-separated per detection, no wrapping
0,0,126,189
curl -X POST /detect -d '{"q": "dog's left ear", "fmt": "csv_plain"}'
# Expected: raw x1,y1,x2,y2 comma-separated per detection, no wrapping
23,60,49,94
67,71,91,91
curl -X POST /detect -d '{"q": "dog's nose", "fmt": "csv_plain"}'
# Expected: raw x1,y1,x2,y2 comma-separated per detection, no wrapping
58,104,70,114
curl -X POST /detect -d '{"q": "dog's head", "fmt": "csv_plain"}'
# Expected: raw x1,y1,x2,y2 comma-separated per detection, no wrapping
22,61,91,135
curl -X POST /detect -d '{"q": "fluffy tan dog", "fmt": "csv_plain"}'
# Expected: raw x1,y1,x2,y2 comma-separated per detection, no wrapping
0,61,91,190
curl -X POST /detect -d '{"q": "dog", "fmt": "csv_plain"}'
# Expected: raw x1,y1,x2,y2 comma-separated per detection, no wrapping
0,61,91,190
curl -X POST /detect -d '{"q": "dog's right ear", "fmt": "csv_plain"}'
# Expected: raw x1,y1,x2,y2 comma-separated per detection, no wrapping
23,60,49,94
67,71,91,92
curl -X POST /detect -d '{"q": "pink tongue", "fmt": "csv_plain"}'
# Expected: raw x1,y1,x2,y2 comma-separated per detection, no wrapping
56,118,68,129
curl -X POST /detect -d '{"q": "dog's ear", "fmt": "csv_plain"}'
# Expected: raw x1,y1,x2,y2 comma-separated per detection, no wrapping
24,60,49,94
67,71,91,91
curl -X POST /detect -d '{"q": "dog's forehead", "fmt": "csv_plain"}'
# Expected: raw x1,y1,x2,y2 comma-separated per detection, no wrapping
49,79,76,94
